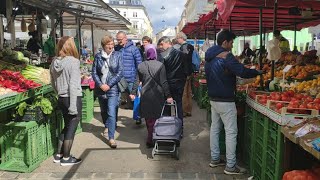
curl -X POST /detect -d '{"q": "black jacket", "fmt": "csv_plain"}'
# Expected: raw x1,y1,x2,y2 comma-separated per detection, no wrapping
161,47,186,87
132,60,171,119
180,43,194,76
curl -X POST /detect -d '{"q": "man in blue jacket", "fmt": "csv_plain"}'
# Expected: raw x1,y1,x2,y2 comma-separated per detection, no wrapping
205,30,262,175
116,31,143,121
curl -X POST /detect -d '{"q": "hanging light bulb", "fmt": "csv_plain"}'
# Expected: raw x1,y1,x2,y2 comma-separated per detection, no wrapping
162,20,165,22
161,6,165,10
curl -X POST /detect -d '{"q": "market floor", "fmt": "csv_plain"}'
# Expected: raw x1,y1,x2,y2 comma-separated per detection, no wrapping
0,101,250,180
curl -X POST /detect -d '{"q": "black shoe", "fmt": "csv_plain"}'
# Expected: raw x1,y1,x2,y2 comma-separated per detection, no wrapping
53,154,62,163
60,156,82,166
136,119,142,125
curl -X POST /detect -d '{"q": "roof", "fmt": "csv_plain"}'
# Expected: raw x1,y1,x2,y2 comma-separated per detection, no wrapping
182,0,320,38
20,0,131,31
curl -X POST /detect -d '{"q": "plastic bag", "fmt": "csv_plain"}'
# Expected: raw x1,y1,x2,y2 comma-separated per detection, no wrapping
133,86,141,120
266,38,281,61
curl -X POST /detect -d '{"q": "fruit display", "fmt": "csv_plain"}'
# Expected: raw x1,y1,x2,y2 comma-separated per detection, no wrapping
249,90,320,115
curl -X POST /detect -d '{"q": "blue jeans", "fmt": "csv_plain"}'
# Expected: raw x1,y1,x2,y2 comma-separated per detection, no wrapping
99,96,119,140
210,101,237,168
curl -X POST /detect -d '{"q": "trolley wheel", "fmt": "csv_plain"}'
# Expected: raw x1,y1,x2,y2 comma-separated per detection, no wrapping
174,148,179,160
152,148,156,158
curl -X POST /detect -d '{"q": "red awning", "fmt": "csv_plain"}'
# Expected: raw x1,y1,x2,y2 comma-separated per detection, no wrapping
182,0,320,38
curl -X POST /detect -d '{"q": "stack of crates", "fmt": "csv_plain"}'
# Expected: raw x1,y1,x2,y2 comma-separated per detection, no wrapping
243,106,284,180
46,112,58,157
82,87,94,123
0,121,47,173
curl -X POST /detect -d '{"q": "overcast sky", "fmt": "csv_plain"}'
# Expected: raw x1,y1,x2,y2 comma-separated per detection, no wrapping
141,0,186,34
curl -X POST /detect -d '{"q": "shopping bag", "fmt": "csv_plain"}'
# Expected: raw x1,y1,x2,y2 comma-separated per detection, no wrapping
133,86,141,120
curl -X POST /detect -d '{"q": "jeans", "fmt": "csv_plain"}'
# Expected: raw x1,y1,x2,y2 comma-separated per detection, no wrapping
99,96,119,140
210,101,237,168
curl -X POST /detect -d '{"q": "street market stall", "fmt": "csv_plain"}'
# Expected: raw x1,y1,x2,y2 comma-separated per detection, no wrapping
0,0,129,173
183,0,320,179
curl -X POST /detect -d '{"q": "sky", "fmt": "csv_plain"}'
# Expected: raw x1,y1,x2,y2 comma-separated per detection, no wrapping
141,0,186,34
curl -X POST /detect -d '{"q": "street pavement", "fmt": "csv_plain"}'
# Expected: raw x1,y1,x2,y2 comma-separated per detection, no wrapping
0,101,250,180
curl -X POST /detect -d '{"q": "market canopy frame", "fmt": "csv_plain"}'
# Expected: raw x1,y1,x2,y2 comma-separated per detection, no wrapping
182,0,320,38
20,0,131,31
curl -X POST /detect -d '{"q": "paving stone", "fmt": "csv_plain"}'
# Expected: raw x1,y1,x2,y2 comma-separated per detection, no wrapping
144,172,161,179
93,172,111,179
161,173,179,179
214,174,234,180
32,173,53,179
110,173,130,179
0,172,19,179
197,173,215,180
129,172,144,178
76,172,94,179
180,172,197,179
50,172,77,179
16,173,33,179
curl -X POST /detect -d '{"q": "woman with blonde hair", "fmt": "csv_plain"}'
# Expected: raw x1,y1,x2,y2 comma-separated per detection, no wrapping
50,36,82,166
92,35,123,148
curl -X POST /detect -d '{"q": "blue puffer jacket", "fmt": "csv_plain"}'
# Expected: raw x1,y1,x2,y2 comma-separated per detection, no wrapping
120,40,142,83
92,51,123,97
205,45,260,102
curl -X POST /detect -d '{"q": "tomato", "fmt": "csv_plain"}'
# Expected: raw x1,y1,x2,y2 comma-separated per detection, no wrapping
287,90,295,97
260,99,267,105
261,94,267,99
275,94,281,101
276,103,283,110
299,104,307,109
295,94,304,100
306,96,314,103
307,102,315,109
314,98,320,104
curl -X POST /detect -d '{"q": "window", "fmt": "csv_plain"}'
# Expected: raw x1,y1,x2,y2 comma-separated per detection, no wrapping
133,12,138,17
133,22,138,29
123,11,126,17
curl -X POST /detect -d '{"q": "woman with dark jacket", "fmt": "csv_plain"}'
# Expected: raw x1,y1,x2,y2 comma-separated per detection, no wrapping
130,44,173,148
92,35,123,148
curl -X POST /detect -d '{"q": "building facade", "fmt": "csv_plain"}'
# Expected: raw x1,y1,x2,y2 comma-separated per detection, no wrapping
156,27,176,43
105,0,153,41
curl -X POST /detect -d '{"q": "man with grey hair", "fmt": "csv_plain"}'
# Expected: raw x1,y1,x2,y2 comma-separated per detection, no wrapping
176,32,194,117
116,31,143,124
158,36,186,135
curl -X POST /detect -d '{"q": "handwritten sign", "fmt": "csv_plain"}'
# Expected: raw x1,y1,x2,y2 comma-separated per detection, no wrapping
283,65,293,73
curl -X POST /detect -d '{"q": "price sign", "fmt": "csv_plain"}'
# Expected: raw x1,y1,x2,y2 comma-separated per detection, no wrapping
283,65,293,73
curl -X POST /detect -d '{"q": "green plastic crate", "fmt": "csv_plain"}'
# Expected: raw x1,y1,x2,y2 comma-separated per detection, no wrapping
0,121,47,173
82,87,94,123
45,113,58,157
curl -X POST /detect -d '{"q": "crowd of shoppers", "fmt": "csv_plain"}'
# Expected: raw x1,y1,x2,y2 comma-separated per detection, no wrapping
50,30,262,176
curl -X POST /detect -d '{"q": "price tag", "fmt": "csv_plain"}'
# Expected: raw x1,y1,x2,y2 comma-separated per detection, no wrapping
283,65,293,73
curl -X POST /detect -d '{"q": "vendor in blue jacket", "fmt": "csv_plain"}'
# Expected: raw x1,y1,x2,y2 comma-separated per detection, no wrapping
205,30,262,175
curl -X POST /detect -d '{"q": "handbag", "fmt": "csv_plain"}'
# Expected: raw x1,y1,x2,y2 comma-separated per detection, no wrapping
117,77,129,93
133,86,141,120
104,56,128,93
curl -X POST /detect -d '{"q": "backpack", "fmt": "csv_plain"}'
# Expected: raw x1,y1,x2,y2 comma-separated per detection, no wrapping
192,50,200,72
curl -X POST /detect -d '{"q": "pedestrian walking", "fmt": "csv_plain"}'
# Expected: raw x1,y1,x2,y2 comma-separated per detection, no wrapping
92,35,123,148
157,36,186,134
131,44,173,148
176,32,194,117
50,36,82,166
205,30,262,175
142,36,153,61
116,31,143,125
